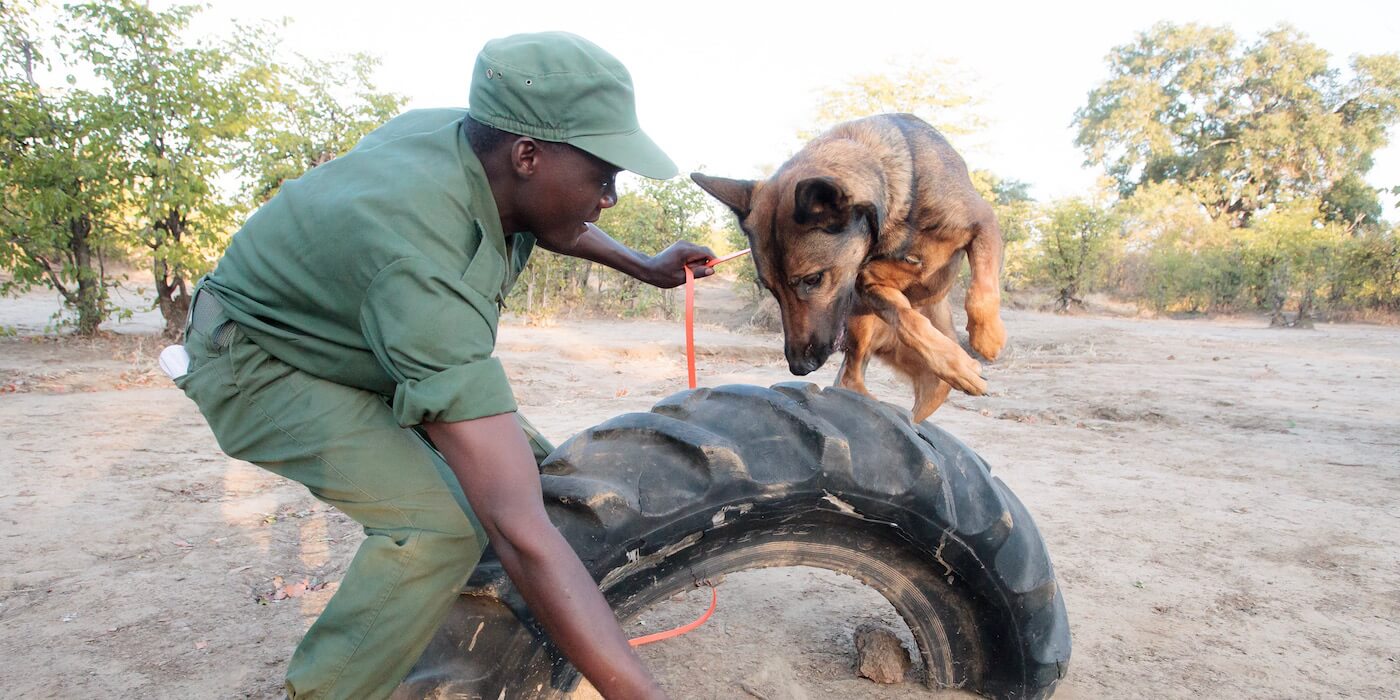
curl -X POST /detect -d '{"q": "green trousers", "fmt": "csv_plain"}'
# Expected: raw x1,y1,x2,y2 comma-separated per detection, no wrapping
177,295,551,699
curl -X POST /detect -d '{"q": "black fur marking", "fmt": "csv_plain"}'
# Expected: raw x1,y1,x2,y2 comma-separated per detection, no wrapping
888,115,922,261
794,177,850,232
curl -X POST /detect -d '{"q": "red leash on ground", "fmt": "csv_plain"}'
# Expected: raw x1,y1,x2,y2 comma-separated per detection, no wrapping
628,585,719,647
684,249,751,390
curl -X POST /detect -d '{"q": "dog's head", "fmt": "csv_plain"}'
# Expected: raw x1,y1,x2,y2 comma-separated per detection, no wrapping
692,171,881,375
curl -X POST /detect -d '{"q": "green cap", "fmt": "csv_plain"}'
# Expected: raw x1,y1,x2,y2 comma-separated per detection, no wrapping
468,32,677,180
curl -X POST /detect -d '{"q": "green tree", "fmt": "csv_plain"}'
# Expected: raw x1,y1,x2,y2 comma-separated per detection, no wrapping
1320,171,1384,233
237,48,405,203
1241,198,1348,327
597,188,672,316
799,59,986,142
0,0,127,335
1031,199,1119,312
639,177,710,243
66,0,267,337
1075,22,1400,228
2,1,403,335
1112,181,1246,312
1335,227,1400,312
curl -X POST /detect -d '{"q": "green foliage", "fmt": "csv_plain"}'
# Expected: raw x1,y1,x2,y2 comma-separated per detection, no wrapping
1098,187,1398,320
1110,182,1236,311
1320,172,1383,232
992,179,1033,206
236,46,405,203
799,58,986,143
1026,199,1120,311
1239,199,1350,325
1075,22,1400,229
0,0,402,336
1334,228,1400,311
0,0,128,335
1065,21,1400,322
65,0,270,336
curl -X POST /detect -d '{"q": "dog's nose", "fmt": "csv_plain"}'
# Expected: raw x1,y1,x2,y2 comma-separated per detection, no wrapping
785,348,811,375
786,342,828,375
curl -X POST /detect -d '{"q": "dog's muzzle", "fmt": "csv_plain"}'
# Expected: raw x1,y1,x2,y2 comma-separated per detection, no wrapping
787,340,834,376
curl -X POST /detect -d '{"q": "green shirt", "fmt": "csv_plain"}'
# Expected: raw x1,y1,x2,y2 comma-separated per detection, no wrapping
203,109,534,426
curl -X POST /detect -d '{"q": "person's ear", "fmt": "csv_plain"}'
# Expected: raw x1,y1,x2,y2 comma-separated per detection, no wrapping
510,137,541,178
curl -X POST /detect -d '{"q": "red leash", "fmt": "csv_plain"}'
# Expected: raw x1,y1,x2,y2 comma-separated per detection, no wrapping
622,250,750,648
628,585,719,647
684,249,750,389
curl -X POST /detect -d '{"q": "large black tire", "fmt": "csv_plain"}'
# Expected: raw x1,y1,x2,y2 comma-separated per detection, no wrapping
396,383,1070,699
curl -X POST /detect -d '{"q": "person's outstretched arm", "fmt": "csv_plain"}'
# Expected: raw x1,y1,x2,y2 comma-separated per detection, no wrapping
537,222,715,288
423,413,667,700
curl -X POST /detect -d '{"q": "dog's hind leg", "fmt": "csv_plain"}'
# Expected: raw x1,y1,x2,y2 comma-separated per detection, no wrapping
911,373,952,422
890,339,953,421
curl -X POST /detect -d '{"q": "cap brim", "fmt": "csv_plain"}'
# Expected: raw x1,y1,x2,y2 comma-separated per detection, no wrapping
567,128,678,180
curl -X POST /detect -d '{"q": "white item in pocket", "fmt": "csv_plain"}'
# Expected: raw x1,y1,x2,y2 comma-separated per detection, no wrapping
159,344,191,380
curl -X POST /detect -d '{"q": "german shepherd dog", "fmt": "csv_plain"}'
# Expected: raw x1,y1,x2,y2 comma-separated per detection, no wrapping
692,113,1006,421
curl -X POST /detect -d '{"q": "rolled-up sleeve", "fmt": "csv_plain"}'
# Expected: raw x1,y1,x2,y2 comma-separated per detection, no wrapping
360,256,516,426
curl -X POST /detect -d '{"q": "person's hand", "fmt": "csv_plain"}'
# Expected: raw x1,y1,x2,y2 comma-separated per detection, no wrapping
642,241,716,288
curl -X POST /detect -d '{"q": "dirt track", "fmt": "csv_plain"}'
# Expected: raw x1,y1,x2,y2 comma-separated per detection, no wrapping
2,284,1398,699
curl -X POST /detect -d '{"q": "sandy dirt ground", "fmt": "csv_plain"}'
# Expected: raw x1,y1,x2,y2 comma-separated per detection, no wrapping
1,280,1398,699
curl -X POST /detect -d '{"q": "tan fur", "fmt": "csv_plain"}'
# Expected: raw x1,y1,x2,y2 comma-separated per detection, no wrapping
693,114,1006,421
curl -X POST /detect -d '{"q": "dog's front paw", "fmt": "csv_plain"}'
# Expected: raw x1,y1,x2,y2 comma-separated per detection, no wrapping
968,315,1007,361
942,353,987,396
836,375,874,398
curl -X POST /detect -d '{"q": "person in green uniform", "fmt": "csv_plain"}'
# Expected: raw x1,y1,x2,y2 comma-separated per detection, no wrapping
175,32,713,699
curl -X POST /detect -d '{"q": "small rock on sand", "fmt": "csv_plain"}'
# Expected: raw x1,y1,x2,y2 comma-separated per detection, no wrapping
853,622,912,684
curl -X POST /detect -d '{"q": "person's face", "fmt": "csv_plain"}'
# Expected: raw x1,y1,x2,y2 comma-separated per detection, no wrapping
515,140,620,247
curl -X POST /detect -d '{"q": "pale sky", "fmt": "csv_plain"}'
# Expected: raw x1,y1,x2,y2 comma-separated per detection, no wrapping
186,0,1400,212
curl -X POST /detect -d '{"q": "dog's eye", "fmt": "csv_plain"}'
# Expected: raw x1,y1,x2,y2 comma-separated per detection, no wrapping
797,272,824,289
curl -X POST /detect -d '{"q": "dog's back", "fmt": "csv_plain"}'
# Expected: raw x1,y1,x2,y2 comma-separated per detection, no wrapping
791,114,988,263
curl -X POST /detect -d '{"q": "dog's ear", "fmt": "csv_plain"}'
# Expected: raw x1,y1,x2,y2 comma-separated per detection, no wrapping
793,177,852,232
855,202,883,240
691,173,756,219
